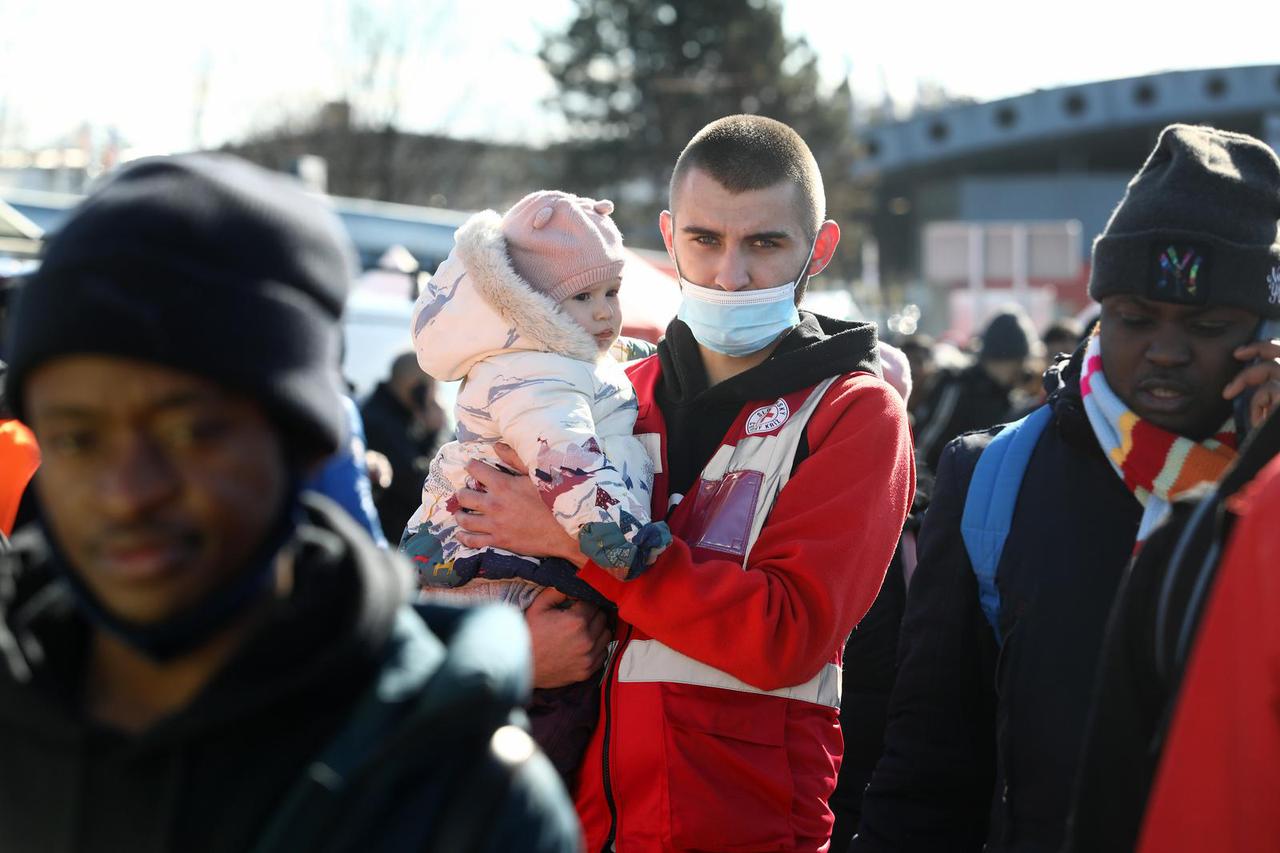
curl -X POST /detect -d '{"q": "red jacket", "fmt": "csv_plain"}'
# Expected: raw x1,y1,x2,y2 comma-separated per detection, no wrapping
573,356,915,852
1137,454,1280,853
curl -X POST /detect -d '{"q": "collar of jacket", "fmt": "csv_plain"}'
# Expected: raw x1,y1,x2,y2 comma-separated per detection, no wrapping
1044,342,1097,449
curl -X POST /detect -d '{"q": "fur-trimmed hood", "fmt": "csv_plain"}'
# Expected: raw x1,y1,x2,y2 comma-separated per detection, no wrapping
411,210,600,381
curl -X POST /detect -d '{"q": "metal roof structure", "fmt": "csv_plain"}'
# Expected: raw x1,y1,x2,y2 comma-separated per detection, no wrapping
856,64,1280,180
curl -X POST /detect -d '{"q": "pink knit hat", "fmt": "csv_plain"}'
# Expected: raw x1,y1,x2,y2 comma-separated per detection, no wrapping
500,190,626,302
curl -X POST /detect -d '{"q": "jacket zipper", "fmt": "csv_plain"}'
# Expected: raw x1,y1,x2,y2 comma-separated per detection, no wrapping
600,623,631,852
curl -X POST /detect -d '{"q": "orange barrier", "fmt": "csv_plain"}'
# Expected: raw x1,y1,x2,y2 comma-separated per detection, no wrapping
0,419,39,536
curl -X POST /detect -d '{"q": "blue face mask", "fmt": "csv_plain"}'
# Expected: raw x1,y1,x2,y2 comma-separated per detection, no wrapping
674,235,816,357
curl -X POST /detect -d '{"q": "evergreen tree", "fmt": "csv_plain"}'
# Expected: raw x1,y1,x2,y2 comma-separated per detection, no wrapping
541,0,867,274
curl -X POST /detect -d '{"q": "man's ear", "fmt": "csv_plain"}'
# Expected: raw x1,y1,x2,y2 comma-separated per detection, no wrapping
659,210,676,262
808,220,841,277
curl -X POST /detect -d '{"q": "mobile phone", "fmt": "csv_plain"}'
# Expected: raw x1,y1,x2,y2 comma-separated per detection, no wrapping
1234,319,1280,438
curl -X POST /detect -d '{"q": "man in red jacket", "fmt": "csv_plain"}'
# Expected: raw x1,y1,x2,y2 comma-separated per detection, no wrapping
452,115,916,852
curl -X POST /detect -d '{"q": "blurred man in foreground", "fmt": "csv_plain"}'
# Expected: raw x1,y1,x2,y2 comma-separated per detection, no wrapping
0,154,578,852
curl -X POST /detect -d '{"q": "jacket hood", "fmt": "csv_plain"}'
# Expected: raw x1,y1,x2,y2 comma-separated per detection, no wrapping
411,210,600,381
657,311,882,406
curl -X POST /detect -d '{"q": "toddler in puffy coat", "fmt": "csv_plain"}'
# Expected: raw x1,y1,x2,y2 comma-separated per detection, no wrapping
400,190,670,780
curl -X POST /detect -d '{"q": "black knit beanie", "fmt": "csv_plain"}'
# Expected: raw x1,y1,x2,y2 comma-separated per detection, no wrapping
4,154,354,461
1090,124,1280,319
981,309,1044,361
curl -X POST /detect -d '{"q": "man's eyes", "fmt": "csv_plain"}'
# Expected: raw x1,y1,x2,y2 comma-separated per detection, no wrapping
161,417,233,448
42,417,233,460
45,429,98,456
690,236,781,249
1117,313,1233,335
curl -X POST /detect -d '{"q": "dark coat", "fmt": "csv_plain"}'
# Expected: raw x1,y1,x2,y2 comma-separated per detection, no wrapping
914,363,1017,474
828,509,916,852
853,349,1143,853
0,496,579,853
360,382,438,544
1063,408,1280,853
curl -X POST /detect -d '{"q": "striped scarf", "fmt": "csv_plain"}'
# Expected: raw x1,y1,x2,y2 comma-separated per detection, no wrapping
1080,333,1238,547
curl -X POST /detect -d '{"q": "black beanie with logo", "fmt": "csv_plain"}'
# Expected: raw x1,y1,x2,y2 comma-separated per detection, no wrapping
981,309,1044,361
1089,123,1280,320
4,153,355,462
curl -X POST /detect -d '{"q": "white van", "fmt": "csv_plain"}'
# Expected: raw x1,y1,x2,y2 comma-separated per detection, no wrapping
342,289,459,432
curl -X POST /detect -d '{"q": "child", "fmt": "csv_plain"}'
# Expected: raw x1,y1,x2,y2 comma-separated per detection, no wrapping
400,190,669,780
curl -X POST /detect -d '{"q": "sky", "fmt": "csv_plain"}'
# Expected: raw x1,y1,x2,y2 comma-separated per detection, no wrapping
1,0,1277,156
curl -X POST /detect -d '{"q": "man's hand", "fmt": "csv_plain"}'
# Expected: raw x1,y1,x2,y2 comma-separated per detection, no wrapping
525,588,612,688
453,443,586,567
1222,339,1280,428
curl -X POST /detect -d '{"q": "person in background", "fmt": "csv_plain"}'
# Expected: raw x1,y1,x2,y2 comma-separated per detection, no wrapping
896,333,936,424
1043,318,1084,361
0,154,579,852
304,395,388,547
914,308,1044,473
360,352,443,544
829,344,925,851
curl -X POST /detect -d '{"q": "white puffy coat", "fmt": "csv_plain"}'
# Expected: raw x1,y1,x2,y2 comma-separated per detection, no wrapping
403,209,659,607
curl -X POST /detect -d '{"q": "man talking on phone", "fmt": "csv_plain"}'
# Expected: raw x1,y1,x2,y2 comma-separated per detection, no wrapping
854,123,1280,853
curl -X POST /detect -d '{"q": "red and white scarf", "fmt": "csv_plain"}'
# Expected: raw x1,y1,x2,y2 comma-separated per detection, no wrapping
1079,334,1238,547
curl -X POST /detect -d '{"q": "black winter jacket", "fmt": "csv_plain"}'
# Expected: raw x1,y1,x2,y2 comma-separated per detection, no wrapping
914,363,1017,474
853,348,1142,853
1063,408,1280,853
828,499,922,852
360,383,439,544
0,495,579,853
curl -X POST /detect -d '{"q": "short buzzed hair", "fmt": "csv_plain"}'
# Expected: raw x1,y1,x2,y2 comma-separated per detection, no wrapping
670,115,825,240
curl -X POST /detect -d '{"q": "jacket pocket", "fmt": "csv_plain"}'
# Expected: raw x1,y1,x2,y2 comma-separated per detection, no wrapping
661,683,794,851
683,470,764,559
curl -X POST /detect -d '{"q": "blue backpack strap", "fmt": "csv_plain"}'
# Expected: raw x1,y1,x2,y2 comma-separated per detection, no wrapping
960,405,1052,644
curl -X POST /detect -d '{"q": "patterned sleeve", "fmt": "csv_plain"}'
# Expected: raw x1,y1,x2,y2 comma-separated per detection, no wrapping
609,336,659,363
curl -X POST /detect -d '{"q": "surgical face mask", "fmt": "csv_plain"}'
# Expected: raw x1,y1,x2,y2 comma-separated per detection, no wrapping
674,232,816,357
